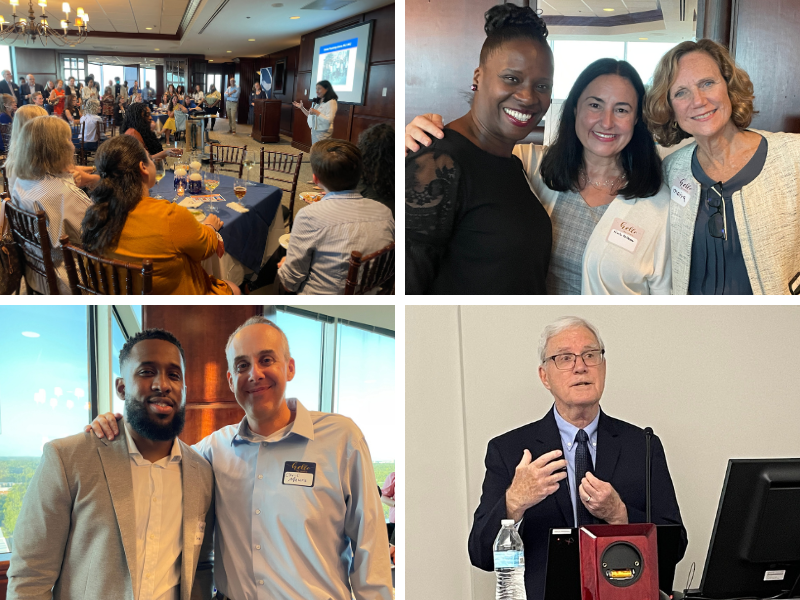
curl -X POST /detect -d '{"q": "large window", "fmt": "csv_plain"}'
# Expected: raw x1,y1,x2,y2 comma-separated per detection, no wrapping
0,307,91,549
273,307,396,521
62,56,86,85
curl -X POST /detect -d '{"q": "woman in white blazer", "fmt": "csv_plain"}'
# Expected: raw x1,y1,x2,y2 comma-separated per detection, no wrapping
293,80,338,144
645,39,800,295
406,59,671,295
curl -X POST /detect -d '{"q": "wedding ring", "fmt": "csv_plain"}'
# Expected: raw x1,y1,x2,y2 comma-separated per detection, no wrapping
586,496,592,502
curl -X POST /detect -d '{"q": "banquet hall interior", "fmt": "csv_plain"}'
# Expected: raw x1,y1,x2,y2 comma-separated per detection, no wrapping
0,0,395,295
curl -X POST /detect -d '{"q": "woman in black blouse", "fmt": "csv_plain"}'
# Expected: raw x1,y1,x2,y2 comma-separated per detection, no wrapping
406,3,554,295
248,82,267,125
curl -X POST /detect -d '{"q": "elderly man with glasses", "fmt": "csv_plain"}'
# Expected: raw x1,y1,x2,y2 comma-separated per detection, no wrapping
468,316,687,600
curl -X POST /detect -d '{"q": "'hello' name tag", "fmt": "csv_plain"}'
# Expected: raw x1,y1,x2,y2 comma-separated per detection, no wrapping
671,177,694,207
606,218,644,253
283,461,316,487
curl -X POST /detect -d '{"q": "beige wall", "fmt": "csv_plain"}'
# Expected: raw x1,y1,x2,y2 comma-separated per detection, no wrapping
407,305,800,600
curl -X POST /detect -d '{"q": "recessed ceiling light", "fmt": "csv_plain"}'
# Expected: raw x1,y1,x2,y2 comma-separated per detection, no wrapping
154,48,159,50
209,59,214,62
290,15,299,19
227,50,231,53
146,26,152,30
639,37,648,40
248,39,255,41
22,331,40,338
603,8,614,11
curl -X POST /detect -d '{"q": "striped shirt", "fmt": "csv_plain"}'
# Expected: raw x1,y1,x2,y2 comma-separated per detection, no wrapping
11,173,92,294
278,190,394,294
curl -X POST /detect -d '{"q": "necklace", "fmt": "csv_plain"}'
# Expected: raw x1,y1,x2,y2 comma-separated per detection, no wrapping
579,167,627,194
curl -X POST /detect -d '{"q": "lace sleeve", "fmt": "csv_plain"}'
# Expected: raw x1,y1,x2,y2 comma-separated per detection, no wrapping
405,148,461,294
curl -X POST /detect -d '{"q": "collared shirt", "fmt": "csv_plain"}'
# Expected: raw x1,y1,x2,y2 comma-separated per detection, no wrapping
278,190,394,294
192,398,393,600
553,405,599,526
224,85,239,103
145,87,156,101
124,423,184,600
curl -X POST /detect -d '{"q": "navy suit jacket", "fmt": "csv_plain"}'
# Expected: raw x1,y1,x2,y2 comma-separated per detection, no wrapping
468,406,687,600
0,79,20,105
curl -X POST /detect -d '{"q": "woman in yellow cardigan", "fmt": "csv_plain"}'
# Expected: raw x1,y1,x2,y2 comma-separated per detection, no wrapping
80,135,240,294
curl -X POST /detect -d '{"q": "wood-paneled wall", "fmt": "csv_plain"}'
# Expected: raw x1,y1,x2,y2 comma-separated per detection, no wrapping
291,2,395,151
143,305,261,446
254,46,301,137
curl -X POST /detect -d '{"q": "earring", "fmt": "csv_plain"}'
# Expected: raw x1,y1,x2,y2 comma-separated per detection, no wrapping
471,84,477,91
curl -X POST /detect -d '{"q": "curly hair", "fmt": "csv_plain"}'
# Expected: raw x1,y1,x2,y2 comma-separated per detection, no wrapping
81,135,151,254
479,3,549,65
357,123,394,206
119,328,185,368
121,102,163,156
644,38,757,147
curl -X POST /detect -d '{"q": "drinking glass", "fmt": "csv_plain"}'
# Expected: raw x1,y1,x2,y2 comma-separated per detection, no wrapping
243,151,256,186
172,181,185,204
204,172,219,213
233,178,247,208
152,160,166,199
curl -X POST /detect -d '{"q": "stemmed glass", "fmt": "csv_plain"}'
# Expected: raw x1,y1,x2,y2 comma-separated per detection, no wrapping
233,178,247,208
152,159,166,199
243,150,256,186
204,171,219,213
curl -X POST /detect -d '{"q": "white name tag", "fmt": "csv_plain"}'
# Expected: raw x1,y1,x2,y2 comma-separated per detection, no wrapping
606,218,644,253
283,471,314,487
671,177,694,207
764,570,786,581
194,521,206,545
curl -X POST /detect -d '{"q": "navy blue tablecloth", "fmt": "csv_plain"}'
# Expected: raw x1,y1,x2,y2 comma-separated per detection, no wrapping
152,172,283,272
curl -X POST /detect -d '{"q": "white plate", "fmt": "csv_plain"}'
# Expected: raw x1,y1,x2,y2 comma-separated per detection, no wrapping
299,191,323,204
279,234,291,249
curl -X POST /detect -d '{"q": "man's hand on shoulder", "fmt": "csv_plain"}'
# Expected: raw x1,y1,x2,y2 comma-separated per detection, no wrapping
505,449,567,522
83,412,123,440
579,472,628,524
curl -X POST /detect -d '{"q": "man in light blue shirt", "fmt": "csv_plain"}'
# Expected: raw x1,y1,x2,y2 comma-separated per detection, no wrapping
90,317,393,600
144,81,156,105
224,77,240,134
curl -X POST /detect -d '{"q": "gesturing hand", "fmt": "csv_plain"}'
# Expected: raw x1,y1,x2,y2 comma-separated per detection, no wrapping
505,449,567,522
579,472,628,524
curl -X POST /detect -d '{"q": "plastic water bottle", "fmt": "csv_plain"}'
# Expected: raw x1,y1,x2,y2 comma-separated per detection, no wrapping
493,519,525,600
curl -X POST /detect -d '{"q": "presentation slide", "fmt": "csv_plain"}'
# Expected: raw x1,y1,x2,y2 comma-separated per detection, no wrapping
309,21,373,105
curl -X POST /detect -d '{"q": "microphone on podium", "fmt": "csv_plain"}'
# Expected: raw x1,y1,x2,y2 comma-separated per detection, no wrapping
644,427,653,524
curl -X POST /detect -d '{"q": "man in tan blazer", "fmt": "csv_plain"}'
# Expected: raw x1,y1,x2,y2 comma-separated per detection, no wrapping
7,329,215,600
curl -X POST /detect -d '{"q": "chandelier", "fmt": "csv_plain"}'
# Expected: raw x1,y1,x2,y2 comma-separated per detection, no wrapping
0,0,90,46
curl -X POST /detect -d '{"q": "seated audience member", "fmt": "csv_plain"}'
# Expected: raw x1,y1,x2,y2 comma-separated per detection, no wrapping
0,93,16,124
79,99,103,152
161,97,180,144
5,105,48,194
30,91,45,109
62,94,79,125
121,103,180,161
80,135,240,295
10,117,92,294
101,86,115,119
173,97,189,135
278,139,394,294
0,93,14,154
357,123,394,216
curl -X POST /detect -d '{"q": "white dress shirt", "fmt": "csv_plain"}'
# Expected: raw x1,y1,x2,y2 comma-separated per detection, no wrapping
124,423,184,600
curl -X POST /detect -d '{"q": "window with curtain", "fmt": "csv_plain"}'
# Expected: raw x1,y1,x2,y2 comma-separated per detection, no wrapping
0,307,91,550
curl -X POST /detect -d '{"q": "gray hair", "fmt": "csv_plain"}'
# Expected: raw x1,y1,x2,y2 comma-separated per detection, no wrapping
1,70,10,78
538,316,605,364
225,316,291,361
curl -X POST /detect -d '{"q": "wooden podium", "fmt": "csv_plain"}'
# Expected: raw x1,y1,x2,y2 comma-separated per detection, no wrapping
252,99,281,143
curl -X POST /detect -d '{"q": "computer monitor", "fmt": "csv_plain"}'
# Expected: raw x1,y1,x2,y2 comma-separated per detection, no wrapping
699,458,800,599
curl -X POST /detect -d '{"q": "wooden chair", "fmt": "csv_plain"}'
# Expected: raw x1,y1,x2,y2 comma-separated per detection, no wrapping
4,201,60,294
0,122,12,155
60,235,154,295
344,242,395,295
259,149,303,230
209,143,247,177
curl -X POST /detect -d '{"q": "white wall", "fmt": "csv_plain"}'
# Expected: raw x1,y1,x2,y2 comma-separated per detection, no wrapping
407,305,800,600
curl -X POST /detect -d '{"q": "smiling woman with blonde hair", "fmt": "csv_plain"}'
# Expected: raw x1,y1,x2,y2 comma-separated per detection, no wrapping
645,38,800,295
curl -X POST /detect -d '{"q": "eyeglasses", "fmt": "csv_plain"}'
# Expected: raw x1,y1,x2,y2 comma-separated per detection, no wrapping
706,182,727,241
545,349,605,370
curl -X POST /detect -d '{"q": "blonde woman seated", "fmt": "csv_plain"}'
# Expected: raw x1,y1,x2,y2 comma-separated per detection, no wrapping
80,135,240,295
9,116,92,294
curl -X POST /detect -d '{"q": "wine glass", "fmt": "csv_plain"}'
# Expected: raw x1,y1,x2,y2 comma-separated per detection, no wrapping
152,160,166,199
204,172,219,213
233,178,247,208
243,150,256,186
